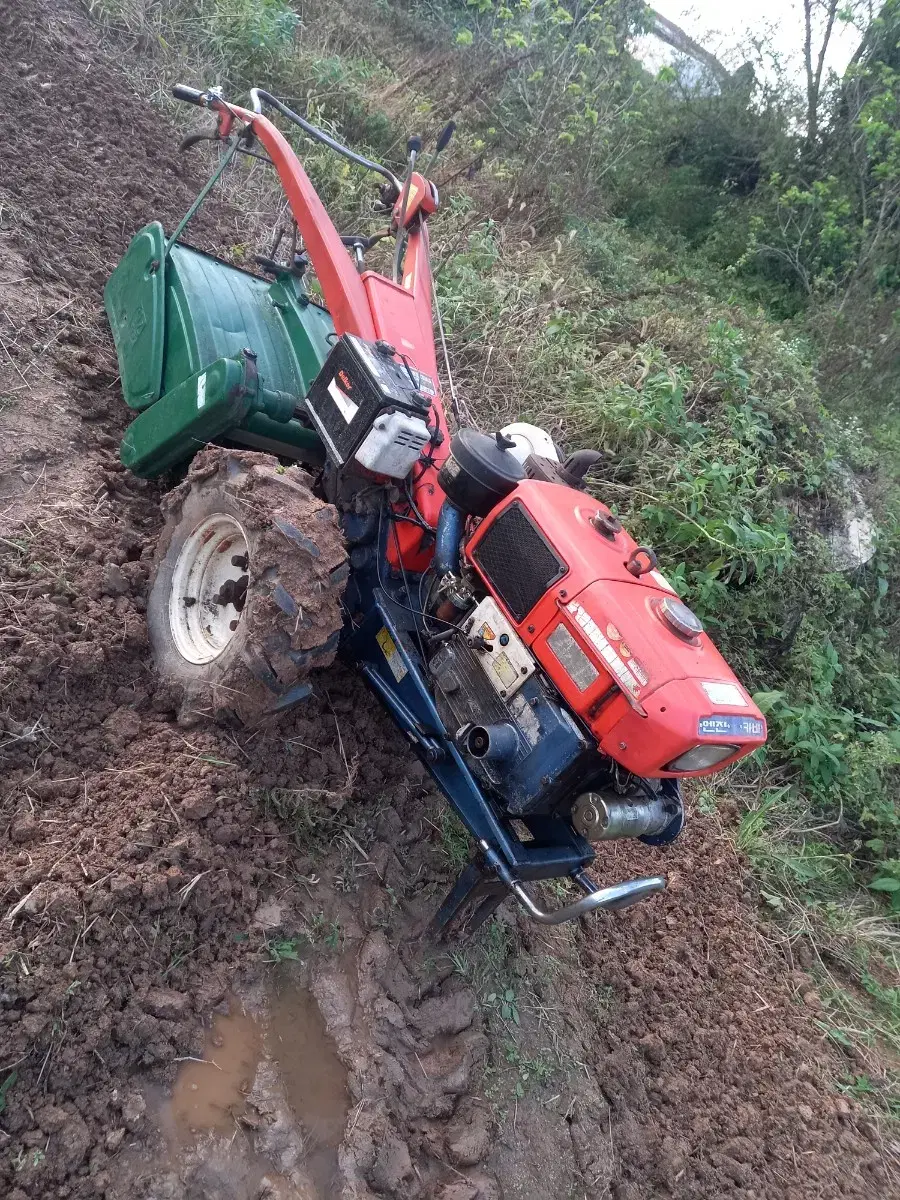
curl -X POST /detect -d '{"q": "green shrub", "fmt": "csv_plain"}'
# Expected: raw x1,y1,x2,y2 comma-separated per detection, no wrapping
205,0,300,79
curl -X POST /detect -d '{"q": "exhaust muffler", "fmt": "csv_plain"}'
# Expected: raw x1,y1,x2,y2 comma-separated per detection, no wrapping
572,790,673,842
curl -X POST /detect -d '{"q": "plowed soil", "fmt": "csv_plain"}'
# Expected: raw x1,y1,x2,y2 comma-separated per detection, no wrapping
0,3,894,1199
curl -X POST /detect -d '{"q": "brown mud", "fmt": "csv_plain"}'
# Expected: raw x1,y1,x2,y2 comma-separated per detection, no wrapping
0,2,895,1198
134,977,350,1198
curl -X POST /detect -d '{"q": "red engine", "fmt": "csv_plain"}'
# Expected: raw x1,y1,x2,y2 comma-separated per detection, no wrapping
464,480,766,779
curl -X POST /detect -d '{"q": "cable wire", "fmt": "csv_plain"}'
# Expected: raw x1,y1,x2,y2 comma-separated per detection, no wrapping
432,273,479,431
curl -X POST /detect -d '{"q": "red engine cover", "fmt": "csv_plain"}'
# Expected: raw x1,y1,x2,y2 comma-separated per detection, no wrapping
464,480,766,778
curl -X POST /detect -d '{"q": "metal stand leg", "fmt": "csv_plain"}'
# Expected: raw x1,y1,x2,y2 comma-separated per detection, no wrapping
425,859,508,942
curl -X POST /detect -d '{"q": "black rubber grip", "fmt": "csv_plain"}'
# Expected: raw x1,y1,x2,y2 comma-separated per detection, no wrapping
172,85,206,106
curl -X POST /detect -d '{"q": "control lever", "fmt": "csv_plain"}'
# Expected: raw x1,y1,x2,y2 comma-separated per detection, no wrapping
393,134,423,282
468,634,493,653
420,120,456,176
436,121,457,151
253,252,309,279
563,448,603,483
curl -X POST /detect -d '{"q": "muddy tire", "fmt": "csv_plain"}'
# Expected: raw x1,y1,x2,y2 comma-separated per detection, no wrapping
147,447,348,724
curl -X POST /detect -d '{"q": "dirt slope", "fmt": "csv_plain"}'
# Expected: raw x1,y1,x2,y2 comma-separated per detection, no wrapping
0,3,894,1199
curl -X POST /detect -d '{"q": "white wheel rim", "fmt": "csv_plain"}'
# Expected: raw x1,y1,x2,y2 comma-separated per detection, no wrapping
169,514,250,665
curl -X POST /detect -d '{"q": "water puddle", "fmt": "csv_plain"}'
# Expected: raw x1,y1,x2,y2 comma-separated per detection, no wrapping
163,980,350,1198
168,1003,262,1140
267,982,351,1196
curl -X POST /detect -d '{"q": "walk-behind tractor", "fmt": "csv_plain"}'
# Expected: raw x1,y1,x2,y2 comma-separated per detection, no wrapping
104,85,767,934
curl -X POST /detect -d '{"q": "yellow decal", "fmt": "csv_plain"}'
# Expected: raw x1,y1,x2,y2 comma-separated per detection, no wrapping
376,627,408,682
478,621,496,641
491,652,519,690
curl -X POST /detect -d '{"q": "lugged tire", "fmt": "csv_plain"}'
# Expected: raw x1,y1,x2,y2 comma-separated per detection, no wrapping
146,447,348,724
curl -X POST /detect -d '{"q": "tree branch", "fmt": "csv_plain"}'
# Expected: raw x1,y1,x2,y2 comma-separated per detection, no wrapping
646,8,733,87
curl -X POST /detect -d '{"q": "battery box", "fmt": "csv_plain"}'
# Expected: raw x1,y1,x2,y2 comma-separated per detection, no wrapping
304,333,433,477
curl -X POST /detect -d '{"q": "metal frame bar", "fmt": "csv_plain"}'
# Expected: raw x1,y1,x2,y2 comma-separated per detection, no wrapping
165,136,241,256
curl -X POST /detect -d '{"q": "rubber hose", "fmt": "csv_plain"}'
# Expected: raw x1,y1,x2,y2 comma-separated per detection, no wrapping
434,500,464,577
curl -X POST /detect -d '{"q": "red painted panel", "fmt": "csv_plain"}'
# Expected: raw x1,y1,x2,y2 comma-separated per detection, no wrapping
465,480,766,776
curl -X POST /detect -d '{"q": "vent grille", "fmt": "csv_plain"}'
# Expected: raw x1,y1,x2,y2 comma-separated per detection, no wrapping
471,502,567,621
395,429,428,448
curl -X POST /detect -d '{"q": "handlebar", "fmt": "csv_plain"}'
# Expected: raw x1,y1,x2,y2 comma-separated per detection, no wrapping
170,83,401,194
248,88,401,193
172,84,208,106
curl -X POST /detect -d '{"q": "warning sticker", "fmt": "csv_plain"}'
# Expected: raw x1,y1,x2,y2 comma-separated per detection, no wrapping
606,623,621,642
490,651,520,691
376,627,408,682
328,378,359,424
567,602,641,698
407,365,437,396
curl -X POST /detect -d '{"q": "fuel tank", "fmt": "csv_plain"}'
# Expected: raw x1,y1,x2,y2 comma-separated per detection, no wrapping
463,480,766,778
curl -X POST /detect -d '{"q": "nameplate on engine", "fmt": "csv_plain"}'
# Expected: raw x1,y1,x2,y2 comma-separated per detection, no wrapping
464,596,535,700
698,715,765,738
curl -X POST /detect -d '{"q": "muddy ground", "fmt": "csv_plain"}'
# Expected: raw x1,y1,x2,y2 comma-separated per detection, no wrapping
0,3,895,1198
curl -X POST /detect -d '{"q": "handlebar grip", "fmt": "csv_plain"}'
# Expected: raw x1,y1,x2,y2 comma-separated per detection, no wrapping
172,85,207,106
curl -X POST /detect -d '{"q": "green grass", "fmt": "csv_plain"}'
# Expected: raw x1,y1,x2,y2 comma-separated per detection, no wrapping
737,785,900,1117
838,1071,900,1122
264,914,342,961
448,919,585,1107
252,786,350,859
265,936,302,963
436,804,470,872
501,1039,555,1099
0,1072,17,1118
307,912,342,951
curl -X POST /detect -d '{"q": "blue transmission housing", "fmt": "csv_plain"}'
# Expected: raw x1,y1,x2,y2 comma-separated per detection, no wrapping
429,637,592,815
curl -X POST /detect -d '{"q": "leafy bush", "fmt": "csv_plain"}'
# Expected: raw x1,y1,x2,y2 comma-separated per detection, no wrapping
204,0,300,80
